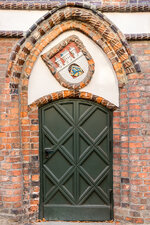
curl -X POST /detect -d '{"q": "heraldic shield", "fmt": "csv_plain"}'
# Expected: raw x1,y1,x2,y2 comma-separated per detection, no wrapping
41,35,95,90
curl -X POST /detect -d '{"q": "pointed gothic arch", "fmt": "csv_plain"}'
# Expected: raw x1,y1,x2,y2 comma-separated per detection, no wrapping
7,4,140,111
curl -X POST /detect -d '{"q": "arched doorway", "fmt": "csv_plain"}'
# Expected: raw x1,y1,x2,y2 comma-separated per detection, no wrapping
39,99,113,221
4,3,141,223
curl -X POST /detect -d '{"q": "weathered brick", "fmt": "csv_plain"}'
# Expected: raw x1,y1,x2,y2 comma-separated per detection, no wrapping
0,8,150,225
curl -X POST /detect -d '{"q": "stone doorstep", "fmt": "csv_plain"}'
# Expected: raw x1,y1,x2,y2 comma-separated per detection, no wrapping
32,221,116,225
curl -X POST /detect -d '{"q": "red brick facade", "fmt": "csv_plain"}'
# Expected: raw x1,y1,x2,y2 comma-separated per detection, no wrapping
113,41,150,224
0,3,150,225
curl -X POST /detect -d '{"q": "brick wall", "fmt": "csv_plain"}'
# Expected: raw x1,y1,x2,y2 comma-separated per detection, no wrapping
113,41,150,224
0,38,40,222
0,38,150,224
0,38,23,220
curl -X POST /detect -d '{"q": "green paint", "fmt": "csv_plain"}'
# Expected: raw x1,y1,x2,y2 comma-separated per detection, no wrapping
39,99,113,221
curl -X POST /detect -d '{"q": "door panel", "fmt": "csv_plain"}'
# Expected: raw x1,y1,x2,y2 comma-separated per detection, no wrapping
39,99,113,221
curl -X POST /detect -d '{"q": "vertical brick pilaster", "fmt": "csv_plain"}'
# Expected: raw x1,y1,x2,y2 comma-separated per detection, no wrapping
0,38,24,221
114,41,150,224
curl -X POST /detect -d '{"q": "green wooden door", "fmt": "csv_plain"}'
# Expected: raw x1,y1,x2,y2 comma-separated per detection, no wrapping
39,99,113,221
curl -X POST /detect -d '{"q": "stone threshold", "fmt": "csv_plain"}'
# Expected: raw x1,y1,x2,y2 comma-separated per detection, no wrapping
32,221,116,225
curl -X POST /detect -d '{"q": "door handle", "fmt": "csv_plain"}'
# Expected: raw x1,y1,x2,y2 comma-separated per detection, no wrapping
45,148,54,154
45,148,54,158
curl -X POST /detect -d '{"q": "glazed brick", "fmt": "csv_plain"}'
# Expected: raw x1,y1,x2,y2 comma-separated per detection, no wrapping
0,2,149,13
7,7,140,85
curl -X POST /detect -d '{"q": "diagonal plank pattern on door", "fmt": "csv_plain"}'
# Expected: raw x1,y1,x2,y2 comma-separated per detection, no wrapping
39,99,113,221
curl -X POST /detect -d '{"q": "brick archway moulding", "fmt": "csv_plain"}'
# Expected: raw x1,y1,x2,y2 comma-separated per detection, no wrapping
7,3,141,111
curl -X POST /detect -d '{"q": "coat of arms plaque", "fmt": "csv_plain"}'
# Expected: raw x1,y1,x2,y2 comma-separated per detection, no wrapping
41,35,95,90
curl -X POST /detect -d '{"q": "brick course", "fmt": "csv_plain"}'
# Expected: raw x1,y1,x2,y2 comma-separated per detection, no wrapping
0,5,150,225
0,2,150,12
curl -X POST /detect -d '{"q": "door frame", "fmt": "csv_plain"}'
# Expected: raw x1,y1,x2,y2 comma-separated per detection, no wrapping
38,98,114,221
